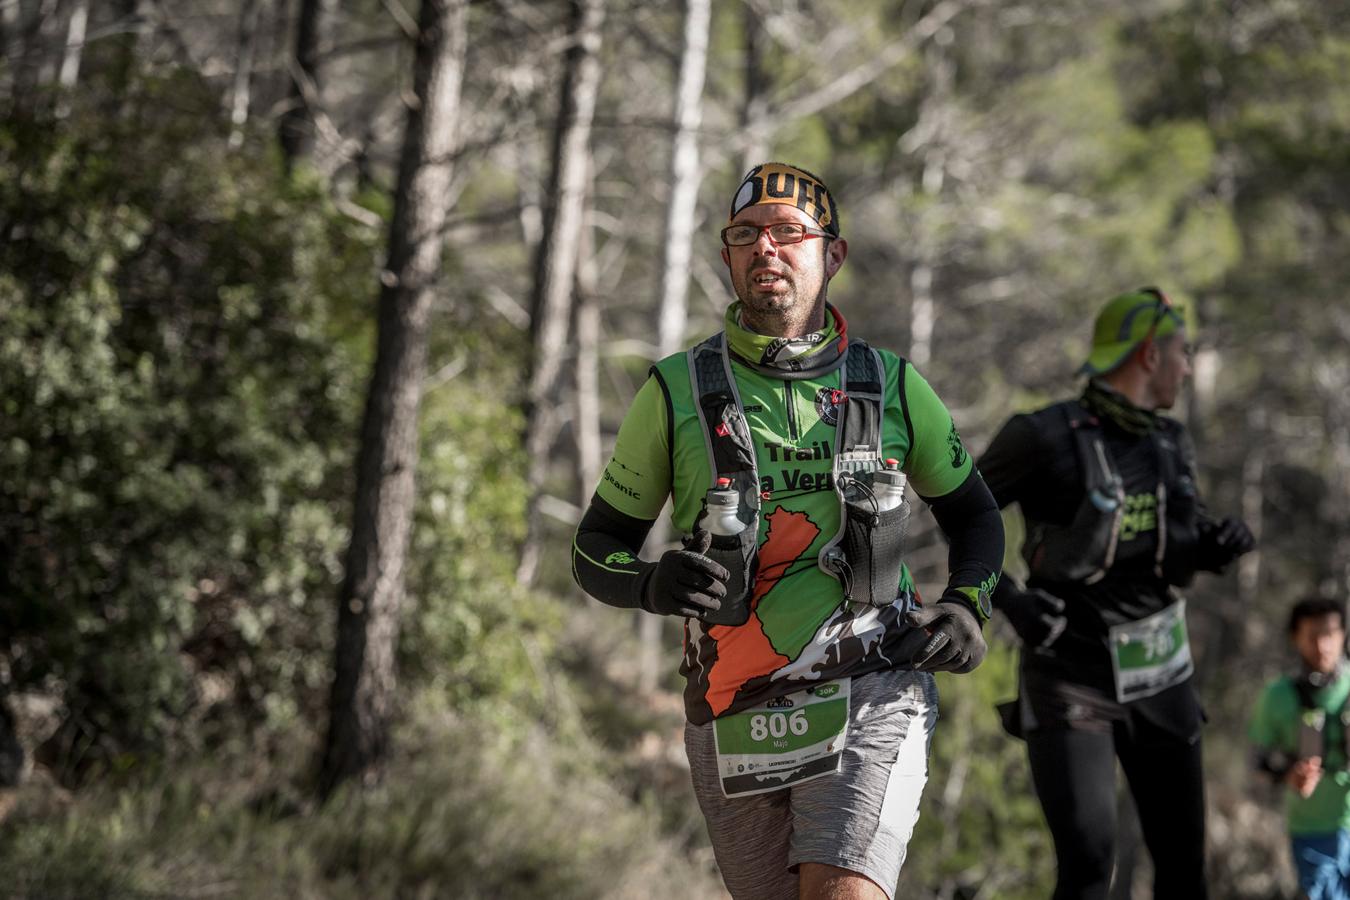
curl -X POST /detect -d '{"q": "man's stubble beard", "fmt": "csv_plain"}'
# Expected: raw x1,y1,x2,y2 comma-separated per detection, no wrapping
735,276,828,339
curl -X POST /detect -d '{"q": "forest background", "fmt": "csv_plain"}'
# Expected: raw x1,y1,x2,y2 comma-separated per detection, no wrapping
2,0,1349,897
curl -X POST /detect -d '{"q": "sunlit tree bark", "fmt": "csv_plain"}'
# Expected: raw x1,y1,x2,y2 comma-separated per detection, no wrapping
517,0,605,586
635,0,711,693
279,0,331,169
51,0,87,118
227,0,263,147
319,0,466,799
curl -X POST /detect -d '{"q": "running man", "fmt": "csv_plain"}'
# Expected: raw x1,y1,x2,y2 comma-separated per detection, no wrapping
980,287,1255,900
572,163,1004,899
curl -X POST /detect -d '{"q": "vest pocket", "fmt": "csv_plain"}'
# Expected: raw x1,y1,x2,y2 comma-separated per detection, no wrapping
700,533,759,626
838,496,910,607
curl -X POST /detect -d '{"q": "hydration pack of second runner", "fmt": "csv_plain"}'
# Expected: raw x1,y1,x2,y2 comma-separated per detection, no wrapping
1021,400,1203,587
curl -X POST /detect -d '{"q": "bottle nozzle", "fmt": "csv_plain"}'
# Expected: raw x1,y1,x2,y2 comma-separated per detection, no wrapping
884,458,899,470
716,476,732,488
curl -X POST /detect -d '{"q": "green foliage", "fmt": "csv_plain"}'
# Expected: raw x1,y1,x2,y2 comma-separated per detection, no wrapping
398,290,543,714
0,823,145,899
0,687,723,900
0,66,551,779
0,78,379,771
4,0,1350,895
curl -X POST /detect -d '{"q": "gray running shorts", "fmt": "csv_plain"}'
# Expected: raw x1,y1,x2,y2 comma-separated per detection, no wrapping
684,668,938,900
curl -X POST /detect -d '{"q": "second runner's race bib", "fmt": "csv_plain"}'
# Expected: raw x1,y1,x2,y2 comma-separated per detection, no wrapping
713,679,851,799
1109,599,1193,703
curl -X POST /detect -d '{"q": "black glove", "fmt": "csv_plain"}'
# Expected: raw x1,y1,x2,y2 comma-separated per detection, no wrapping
999,587,1067,650
640,529,729,618
1198,517,1255,570
903,596,988,674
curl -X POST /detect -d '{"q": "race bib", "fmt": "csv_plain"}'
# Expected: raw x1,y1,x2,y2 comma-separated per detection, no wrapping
1109,599,1193,703
713,679,850,799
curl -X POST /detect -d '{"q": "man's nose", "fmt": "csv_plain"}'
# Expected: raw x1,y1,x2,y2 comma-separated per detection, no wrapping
752,231,779,256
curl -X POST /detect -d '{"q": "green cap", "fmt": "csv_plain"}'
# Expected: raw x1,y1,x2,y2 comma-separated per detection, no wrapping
1079,287,1185,376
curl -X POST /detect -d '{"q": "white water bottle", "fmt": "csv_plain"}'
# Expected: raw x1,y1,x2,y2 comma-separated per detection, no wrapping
701,477,752,626
873,459,907,513
706,477,745,536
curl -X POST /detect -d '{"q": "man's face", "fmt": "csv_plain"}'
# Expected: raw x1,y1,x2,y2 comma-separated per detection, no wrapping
1147,329,1192,410
1293,613,1345,675
719,204,846,320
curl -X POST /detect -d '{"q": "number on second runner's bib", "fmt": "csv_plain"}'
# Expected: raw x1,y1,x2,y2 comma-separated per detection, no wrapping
713,679,851,799
1109,599,1194,704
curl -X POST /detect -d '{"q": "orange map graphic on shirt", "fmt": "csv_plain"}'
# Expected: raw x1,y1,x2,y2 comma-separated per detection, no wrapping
705,506,821,716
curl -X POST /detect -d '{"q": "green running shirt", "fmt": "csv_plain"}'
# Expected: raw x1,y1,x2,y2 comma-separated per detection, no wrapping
1250,671,1350,836
596,306,975,724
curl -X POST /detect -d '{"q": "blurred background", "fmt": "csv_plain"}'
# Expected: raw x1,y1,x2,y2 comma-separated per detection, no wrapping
2,0,1348,897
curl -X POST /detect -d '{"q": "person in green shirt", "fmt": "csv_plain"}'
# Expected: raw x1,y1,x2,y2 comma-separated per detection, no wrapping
1251,597,1350,900
572,162,1004,900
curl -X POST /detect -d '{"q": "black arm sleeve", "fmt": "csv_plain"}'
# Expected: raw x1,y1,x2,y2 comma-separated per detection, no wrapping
923,467,1005,601
977,414,1043,510
978,415,1043,600
572,493,658,610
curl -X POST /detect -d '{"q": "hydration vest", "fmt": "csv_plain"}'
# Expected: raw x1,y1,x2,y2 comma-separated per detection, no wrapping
1293,669,1350,768
1021,401,1202,587
684,332,910,616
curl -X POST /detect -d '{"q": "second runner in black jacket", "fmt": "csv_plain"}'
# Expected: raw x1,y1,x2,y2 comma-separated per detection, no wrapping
980,287,1254,900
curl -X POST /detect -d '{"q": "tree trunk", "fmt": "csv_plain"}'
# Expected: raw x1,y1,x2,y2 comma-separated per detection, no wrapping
34,0,61,88
0,0,19,101
54,0,86,87
106,0,149,99
1208,403,1266,660
906,40,953,370
318,0,466,800
908,262,935,368
52,0,87,118
739,0,768,173
512,128,544,251
0,692,22,788
1237,407,1266,606
1331,417,1350,601
228,0,263,147
279,0,330,170
573,198,602,507
13,0,57,113
656,0,710,361
516,0,605,587
635,0,711,694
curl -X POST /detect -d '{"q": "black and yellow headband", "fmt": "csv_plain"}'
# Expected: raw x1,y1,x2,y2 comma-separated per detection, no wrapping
729,162,839,237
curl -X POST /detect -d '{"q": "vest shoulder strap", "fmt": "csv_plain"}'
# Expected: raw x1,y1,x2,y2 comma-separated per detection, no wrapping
835,339,885,471
1061,401,1124,499
1294,674,1350,714
687,333,760,513
1152,420,1184,488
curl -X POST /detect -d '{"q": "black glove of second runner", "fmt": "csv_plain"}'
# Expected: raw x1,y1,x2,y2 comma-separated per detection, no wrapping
904,596,988,674
640,529,729,619
1197,516,1256,571
1000,587,1067,650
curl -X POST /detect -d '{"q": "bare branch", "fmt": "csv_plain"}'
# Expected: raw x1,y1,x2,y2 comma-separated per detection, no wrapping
380,0,418,40
767,0,971,122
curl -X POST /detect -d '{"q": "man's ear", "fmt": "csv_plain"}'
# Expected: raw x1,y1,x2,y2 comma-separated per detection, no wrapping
720,246,730,268
1136,338,1160,373
825,237,848,278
